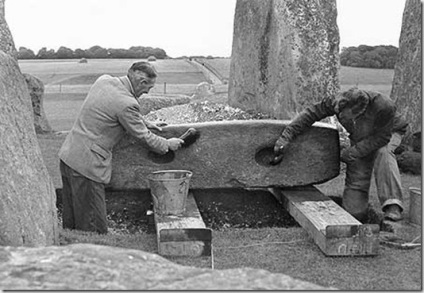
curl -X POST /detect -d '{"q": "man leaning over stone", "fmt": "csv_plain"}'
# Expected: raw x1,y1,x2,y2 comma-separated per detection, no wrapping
58,61,184,234
274,87,408,222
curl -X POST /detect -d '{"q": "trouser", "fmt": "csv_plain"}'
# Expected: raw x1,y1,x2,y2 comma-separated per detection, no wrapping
343,133,404,221
59,160,108,234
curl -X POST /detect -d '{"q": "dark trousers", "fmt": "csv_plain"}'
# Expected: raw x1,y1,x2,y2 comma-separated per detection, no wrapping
59,160,108,234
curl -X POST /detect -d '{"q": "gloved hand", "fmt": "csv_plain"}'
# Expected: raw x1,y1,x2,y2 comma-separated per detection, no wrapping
274,137,290,155
167,138,184,151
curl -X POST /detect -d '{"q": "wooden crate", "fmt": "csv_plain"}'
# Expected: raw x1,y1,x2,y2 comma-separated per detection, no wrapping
269,186,380,256
154,192,212,257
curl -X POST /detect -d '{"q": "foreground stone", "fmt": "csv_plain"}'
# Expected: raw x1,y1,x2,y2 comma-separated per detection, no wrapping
0,243,331,290
391,0,422,139
23,73,53,133
229,0,340,119
0,51,58,244
109,120,339,190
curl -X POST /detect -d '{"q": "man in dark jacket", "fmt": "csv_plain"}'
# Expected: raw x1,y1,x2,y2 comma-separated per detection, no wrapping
274,87,408,222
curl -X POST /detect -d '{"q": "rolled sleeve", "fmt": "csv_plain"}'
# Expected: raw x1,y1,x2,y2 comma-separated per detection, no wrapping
118,105,169,154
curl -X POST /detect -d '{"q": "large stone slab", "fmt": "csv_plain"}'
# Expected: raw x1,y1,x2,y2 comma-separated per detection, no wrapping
228,0,340,119
0,243,332,290
109,120,339,190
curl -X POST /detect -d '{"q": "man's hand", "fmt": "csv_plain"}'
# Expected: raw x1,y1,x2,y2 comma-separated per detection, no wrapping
340,147,356,164
274,137,290,155
147,121,168,132
167,138,184,151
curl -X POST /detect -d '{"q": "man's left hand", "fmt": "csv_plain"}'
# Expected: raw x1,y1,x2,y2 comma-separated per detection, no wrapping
147,122,168,132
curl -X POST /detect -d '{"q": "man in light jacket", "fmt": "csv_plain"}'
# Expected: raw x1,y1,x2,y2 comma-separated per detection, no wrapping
274,87,408,222
59,61,183,234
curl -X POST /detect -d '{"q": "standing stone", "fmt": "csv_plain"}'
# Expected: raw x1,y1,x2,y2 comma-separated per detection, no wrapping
0,31,58,245
228,0,340,119
23,73,53,133
391,0,422,140
0,0,16,59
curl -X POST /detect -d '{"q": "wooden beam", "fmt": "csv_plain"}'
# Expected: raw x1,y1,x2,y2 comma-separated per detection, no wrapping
154,192,212,257
269,186,380,256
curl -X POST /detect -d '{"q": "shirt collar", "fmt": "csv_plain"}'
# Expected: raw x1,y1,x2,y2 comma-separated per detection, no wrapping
119,76,136,97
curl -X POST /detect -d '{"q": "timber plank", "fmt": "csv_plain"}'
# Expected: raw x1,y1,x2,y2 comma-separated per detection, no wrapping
154,192,212,257
271,186,379,256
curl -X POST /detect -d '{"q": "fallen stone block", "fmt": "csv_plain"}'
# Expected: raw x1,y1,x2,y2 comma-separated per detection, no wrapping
109,120,340,190
0,243,333,290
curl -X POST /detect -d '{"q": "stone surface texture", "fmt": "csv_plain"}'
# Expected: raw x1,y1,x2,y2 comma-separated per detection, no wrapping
0,243,332,290
23,73,53,133
0,0,16,59
0,52,58,245
391,0,422,139
228,0,340,119
109,120,339,190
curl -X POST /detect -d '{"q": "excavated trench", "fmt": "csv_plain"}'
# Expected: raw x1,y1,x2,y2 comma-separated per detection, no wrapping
55,188,382,234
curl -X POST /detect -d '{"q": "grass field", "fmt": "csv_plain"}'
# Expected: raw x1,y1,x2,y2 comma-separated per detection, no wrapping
31,59,421,290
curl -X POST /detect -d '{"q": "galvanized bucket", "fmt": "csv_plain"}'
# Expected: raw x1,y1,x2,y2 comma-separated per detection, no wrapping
148,170,192,216
409,187,421,226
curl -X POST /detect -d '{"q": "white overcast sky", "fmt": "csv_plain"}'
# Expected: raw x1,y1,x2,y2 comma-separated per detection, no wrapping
6,0,407,58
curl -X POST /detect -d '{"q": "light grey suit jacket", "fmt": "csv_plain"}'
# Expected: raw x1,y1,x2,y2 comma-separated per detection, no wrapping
59,75,169,184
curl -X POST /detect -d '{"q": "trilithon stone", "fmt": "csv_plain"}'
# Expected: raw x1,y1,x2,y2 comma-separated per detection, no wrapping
228,0,340,120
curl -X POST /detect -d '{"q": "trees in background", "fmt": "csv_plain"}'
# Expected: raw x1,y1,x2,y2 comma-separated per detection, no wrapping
340,45,398,69
17,45,168,59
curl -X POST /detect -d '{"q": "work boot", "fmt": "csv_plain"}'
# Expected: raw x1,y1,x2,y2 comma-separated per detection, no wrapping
384,204,403,221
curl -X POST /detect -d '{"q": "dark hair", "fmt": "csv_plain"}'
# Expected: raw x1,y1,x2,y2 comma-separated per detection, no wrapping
128,61,157,79
340,87,369,114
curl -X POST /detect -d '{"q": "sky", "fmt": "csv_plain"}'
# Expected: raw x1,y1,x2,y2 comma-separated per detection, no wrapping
6,0,407,58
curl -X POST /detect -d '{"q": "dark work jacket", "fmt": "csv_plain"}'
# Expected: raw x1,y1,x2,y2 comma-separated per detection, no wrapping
281,91,408,161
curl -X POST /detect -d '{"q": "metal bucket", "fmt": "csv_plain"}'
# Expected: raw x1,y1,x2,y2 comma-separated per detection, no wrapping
148,170,192,216
409,187,421,225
